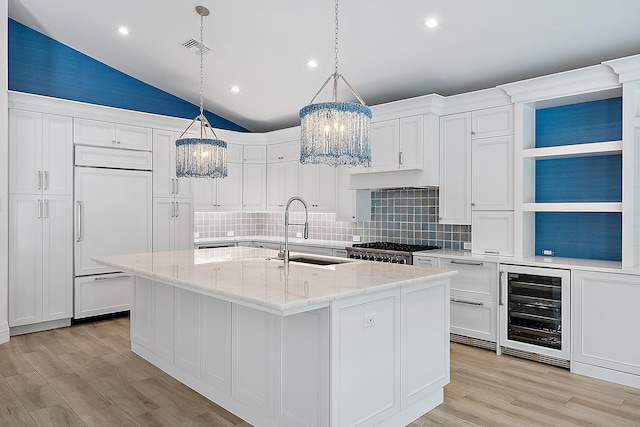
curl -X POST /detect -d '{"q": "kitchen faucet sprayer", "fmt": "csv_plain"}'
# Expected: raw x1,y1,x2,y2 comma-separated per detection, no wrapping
282,196,309,263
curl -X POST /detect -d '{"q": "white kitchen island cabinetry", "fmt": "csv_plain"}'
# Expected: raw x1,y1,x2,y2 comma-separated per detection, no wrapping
572,270,640,388
95,247,452,427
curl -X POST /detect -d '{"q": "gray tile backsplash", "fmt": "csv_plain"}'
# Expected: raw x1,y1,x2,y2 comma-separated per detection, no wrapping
195,188,471,250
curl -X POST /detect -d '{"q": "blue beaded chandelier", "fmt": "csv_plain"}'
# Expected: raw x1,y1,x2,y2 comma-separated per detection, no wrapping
175,6,227,179
299,0,372,168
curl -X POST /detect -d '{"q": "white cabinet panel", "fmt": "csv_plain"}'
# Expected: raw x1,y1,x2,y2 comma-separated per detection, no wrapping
74,118,152,151
74,273,132,319
573,271,640,378
153,129,192,198
472,211,514,256
439,113,472,225
202,296,232,392
174,199,194,251
471,105,514,139
413,256,438,268
216,162,243,210
75,167,153,276
132,277,174,361
175,289,201,378
267,140,299,163
299,164,336,211
243,145,266,163
398,115,424,170
370,119,400,172
438,257,498,301
153,198,194,252
472,135,514,210
267,161,297,210
243,163,267,210
450,299,497,342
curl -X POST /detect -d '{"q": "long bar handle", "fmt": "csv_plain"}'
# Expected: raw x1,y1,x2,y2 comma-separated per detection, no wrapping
38,171,43,190
37,199,42,219
43,199,49,219
175,201,179,217
450,260,484,266
450,298,484,306
499,271,505,306
171,202,175,218
44,171,49,190
76,201,83,242
176,179,179,195
94,275,132,281
399,151,403,165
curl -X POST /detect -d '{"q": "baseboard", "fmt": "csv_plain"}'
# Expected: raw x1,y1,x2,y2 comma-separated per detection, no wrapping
572,361,640,389
9,318,71,336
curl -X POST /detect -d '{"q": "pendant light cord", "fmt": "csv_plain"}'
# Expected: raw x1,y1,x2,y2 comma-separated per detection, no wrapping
334,0,339,76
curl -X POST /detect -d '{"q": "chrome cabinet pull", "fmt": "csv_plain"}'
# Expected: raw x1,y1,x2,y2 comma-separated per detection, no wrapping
38,171,43,190
171,202,175,218
44,171,49,190
175,201,179,217
484,250,500,255
499,271,505,306
450,298,484,306
399,151,403,165
176,179,179,194
76,201,84,242
94,274,131,281
43,199,49,218
37,199,42,218
450,260,483,266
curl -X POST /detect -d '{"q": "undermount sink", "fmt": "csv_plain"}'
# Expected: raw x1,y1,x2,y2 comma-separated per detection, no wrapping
288,256,352,266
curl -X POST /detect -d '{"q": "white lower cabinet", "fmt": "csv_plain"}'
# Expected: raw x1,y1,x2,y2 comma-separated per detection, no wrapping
202,295,232,393
153,198,194,252
175,288,202,378
472,211,514,256
131,277,174,361
74,273,133,319
438,257,498,344
9,195,73,328
572,270,640,388
413,255,438,268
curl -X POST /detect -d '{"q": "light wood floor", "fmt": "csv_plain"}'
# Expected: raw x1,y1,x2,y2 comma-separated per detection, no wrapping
0,317,638,427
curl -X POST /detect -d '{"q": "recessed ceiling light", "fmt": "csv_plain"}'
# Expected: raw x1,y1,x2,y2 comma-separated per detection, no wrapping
118,26,130,35
230,86,240,93
307,60,318,68
424,18,438,29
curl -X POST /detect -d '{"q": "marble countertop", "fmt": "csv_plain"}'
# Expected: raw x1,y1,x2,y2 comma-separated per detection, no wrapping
93,247,455,315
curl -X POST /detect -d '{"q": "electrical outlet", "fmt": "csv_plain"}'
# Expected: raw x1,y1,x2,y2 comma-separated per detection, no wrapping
352,235,361,242
296,232,303,238
542,249,555,256
363,313,376,328
226,230,235,237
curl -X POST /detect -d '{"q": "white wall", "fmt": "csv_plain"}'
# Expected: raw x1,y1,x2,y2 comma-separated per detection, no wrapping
1,0,10,344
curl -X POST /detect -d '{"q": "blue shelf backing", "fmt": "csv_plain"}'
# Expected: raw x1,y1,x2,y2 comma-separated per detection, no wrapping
535,155,622,203
535,212,622,261
536,97,622,147
8,19,248,132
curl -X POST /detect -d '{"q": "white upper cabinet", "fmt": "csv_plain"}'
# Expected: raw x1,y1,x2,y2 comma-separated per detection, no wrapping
194,162,243,211
243,163,267,210
243,145,267,163
368,115,424,172
472,135,514,210
267,161,298,210
439,112,472,225
74,118,152,151
153,129,193,198
299,164,336,211
471,105,514,139
267,140,299,163
9,110,73,196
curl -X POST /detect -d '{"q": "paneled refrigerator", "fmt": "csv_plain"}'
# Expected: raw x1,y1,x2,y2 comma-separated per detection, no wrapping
74,146,153,319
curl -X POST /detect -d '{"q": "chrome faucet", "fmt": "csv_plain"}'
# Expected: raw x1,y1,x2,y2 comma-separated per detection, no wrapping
282,196,309,263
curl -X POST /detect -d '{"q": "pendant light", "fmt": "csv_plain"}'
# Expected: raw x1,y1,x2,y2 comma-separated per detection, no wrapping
299,0,372,168
175,6,227,179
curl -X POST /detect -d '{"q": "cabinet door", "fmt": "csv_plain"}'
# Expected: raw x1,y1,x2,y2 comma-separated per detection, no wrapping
268,162,299,210
243,163,267,210
153,129,193,198
399,115,424,170
267,140,299,163
42,195,73,321
217,162,243,210
116,124,153,151
42,114,74,196
9,109,43,195
73,273,132,319
153,198,175,252
413,256,438,268
471,105,513,139
175,289,202,378
8,195,43,327
369,120,400,172
299,164,336,211
450,299,497,343
192,178,217,210
73,118,116,148
439,113,472,225
227,143,244,163
243,145,267,163
573,271,640,376
202,296,232,392
174,199,194,251
472,211,514,256
472,135,514,210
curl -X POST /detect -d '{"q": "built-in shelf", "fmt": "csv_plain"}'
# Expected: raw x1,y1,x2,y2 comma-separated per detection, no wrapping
522,202,623,212
522,140,623,160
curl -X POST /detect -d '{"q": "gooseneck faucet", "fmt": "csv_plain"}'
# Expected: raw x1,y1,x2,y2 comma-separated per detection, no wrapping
283,196,309,263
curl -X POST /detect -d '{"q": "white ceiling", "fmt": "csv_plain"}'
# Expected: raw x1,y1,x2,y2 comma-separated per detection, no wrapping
8,0,640,132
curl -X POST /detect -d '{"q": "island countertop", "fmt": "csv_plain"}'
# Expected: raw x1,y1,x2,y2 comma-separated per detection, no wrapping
93,246,455,315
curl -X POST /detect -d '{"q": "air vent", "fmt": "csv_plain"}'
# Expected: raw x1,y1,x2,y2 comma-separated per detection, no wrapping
182,38,211,55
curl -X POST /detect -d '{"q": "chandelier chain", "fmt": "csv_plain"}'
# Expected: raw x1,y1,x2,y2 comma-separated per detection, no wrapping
334,0,339,76
199,13,205,117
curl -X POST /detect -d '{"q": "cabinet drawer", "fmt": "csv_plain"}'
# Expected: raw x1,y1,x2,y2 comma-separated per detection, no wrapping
75,146,153,170
413,256,438,268
74,273,132,319
439,257,497,301
450,298,497,342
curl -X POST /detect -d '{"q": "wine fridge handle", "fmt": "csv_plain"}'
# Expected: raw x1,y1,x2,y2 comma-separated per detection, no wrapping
499,271,505,306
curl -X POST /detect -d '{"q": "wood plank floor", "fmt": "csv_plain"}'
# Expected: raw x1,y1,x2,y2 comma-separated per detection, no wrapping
0,316,638,427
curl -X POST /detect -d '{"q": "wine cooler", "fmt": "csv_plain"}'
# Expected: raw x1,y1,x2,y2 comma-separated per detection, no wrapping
499,264,570,365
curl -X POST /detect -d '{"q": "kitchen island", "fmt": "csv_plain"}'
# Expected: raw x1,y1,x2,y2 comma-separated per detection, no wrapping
94,247,454,427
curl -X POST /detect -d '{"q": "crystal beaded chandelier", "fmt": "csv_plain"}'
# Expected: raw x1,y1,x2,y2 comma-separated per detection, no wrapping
175,5,227,179
299,0,372,167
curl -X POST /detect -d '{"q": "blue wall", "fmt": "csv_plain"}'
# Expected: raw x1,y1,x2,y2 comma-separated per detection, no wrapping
534,97,623,261
8,19,247,132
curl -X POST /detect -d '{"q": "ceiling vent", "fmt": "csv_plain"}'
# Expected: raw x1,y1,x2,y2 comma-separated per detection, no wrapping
182,38,211,55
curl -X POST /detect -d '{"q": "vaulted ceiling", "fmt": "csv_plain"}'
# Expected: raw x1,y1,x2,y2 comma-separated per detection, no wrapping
8,0,640,132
